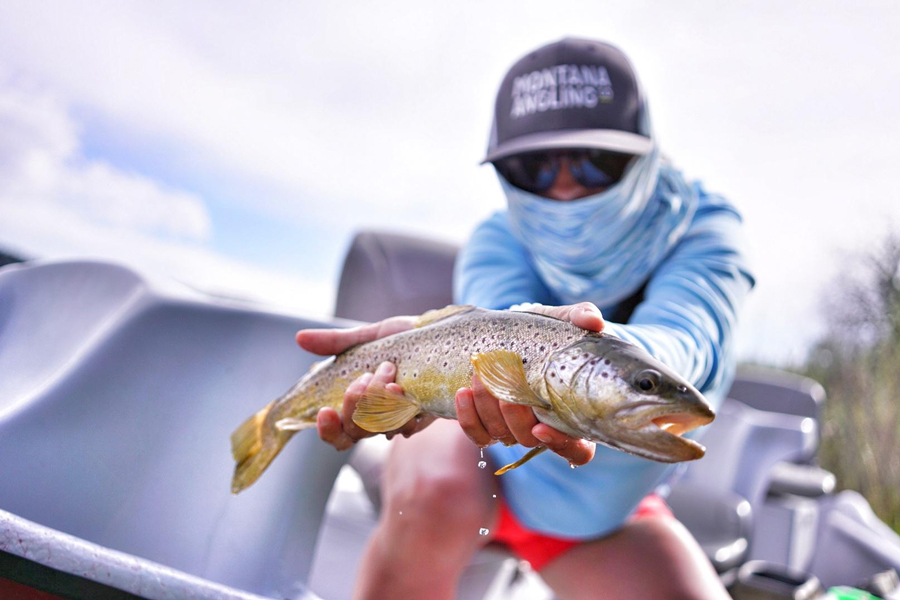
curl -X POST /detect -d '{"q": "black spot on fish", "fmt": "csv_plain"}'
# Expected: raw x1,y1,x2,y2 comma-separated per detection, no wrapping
602,372,609,378
539,345,546,351
604,359,611,365
559,365,566,371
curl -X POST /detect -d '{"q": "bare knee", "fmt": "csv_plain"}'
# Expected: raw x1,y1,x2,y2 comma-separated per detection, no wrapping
379,421,497,544
384,467,494,542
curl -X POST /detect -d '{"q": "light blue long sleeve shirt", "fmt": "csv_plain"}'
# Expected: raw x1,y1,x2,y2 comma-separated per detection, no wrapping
453,183,755,538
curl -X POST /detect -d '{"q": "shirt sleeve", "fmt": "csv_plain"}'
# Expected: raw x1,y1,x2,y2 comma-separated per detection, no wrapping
603,184,755,403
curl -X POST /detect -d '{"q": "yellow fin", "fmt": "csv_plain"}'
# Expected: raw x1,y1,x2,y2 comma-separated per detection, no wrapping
415,304,474,328
231,400,291,494
231,401,274,462
352,384,420,433
471,350,551,409
495,446,548,475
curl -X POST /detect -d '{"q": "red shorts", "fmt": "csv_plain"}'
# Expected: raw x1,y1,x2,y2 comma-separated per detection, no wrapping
491,494,674,571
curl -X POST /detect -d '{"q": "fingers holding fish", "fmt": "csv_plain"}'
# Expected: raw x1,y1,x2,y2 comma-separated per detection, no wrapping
317,371,375,450
532,424,596,467
497,400,543,448
296,315,418,356
456,387,494,447
471,376,519,446
515,302,605,333
316,406,357,451
319,360,430,450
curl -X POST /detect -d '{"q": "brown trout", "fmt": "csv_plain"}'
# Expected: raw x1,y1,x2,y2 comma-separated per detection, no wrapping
231,305,714,493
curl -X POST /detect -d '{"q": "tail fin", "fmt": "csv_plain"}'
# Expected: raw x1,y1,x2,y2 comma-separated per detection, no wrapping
230,401,287,494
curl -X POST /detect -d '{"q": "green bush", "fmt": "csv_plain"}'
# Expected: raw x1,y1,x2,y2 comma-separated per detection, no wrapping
795,233,900,533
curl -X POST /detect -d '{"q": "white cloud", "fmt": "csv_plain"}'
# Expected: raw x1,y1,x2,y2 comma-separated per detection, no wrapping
0,85,210,241
0,83,331,317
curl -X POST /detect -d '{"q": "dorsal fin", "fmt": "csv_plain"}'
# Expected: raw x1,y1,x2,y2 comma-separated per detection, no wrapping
414,305,475,328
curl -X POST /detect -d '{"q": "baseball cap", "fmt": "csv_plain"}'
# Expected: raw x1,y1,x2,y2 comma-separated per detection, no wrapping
482,38,652,164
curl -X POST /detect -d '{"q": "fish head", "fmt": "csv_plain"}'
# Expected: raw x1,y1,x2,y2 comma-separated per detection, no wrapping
542,335,715,463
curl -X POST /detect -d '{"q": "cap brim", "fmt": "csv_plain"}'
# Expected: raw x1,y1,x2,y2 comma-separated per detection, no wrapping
481,129,653,164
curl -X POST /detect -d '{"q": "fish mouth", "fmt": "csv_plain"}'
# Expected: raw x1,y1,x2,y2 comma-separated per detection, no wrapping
626,408,715,461
649,412,712,436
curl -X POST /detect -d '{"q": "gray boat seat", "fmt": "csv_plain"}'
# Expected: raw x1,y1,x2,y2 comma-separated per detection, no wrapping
335,229,457,323
669,398,818,567
729,366,826,461
808,490,900,589
0,260,347,599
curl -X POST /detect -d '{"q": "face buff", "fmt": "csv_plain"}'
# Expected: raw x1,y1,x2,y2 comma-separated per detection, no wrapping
502,108,698,309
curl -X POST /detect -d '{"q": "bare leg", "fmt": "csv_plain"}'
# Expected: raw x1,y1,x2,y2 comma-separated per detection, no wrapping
540,516,729,600
353,420,499,600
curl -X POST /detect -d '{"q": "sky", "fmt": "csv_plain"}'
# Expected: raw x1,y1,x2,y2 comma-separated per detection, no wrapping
1,1,899,366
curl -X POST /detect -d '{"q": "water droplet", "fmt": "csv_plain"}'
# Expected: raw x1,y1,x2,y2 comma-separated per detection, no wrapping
478,460,487,469
570,463,578,469
492,494,497,498
480,448,484,458
399,510,403,515
479,527,490,536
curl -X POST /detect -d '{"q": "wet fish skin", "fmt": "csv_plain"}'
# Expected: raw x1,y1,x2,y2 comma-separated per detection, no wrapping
230,305,714,494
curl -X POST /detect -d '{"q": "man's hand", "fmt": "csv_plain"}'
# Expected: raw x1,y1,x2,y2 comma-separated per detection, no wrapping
297,316,435,450
455,302,604,466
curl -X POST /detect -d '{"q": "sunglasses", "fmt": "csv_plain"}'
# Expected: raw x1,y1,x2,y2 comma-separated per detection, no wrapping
494,149,636,195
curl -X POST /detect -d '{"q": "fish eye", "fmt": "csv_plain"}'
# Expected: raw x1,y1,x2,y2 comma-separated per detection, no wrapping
636,370,660,393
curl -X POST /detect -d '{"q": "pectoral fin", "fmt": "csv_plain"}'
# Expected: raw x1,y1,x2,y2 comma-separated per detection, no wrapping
415,305,474,328
352,384,421,433
495,446,548,475
471,350,552,409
